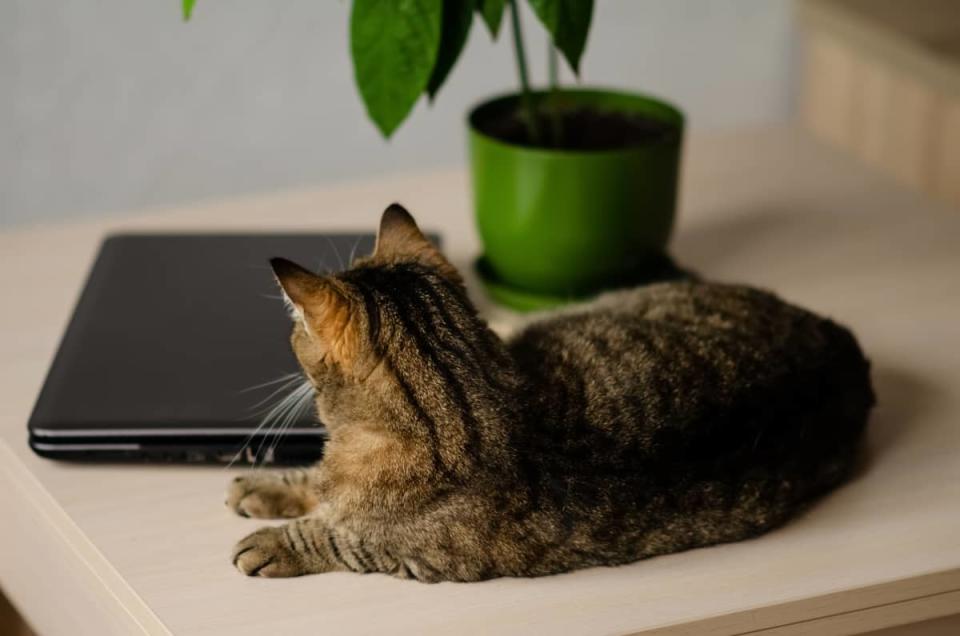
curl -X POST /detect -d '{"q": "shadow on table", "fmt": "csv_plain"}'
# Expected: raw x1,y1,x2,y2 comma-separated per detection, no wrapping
854,365,945,478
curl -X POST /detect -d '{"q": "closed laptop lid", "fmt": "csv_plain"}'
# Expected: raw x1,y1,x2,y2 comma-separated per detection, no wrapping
29,233,376,439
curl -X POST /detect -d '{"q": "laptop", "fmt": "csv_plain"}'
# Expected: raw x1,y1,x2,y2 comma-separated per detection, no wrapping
28,233,379,465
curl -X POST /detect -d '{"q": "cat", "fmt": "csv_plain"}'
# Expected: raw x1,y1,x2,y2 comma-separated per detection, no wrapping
228,204,874,582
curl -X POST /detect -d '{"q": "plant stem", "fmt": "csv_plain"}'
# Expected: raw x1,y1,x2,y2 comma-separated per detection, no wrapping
548,40,559,87
509,0,541,145
547,43,562,147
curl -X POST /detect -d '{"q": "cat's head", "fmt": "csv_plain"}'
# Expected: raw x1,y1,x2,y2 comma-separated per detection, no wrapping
269,204,476,432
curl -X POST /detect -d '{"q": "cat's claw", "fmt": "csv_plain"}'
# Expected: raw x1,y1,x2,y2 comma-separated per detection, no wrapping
232,526,304,577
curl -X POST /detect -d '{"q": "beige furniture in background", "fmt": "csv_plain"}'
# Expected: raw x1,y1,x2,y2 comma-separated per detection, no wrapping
799,0,960,208
1,128,959,635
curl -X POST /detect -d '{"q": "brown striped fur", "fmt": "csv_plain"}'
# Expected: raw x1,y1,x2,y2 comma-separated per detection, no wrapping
228,204,874,582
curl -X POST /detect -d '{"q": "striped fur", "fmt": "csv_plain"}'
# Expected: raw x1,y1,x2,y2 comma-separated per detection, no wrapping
229,204,874,582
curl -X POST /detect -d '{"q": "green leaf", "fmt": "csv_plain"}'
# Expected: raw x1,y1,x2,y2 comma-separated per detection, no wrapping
527,0,593,74
182,0,196,21
476,0,506,38
426,0,475,100
350,0,444,138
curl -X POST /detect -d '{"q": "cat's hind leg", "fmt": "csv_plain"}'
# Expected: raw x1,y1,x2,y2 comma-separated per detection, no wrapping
226,468,319,519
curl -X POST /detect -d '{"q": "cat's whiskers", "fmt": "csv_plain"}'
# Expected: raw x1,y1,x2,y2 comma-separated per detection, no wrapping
244,373,305,412
227,376,301,468
266,381,319,463
238,372,302,393
323,236,346,272
251,379,315,469
250,382,305,462
264,380,317,467
226,374,315,469
347,236,363,268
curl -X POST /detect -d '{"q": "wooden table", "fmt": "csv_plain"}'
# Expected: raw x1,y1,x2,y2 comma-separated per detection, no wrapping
1,128,958,636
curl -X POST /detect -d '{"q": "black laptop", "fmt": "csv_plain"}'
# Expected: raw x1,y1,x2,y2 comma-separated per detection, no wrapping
28,233,378,465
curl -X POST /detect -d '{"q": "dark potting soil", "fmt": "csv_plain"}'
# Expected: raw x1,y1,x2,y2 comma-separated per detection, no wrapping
477,107,678,151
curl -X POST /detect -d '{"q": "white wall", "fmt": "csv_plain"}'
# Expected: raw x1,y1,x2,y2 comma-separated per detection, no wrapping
1,1,798,227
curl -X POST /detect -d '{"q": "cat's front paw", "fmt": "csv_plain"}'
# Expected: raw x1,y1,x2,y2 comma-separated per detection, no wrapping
226,472,317,519
232,526,306,577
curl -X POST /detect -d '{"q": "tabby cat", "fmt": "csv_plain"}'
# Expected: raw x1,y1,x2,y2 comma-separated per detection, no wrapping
228,204,874,582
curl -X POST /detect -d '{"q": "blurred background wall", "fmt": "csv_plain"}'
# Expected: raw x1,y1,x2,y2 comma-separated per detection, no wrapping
0,0,798,227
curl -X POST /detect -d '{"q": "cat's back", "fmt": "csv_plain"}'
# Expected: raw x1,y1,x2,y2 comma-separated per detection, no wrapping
508,281,873,463
509,280,866,386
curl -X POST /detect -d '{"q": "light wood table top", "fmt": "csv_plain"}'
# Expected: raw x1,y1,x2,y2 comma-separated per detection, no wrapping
1,128,958,636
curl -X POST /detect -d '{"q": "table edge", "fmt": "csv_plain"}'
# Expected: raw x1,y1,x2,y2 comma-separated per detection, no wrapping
0,440,170,636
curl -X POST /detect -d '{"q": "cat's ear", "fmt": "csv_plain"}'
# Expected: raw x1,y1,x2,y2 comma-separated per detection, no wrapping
270,257,356,361
270,257,322,317
374,203,462,284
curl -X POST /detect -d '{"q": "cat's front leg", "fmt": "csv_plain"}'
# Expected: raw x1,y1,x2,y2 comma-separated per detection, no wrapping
232,517,398,578
226,467,320,519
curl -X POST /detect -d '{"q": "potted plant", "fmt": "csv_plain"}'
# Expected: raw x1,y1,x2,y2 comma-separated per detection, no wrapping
183,0,684,310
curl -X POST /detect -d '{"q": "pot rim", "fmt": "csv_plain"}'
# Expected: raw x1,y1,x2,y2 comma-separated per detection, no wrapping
467,87,685,157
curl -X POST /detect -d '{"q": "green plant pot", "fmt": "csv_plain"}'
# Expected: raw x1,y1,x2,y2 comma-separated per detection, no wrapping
468,88,684,310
